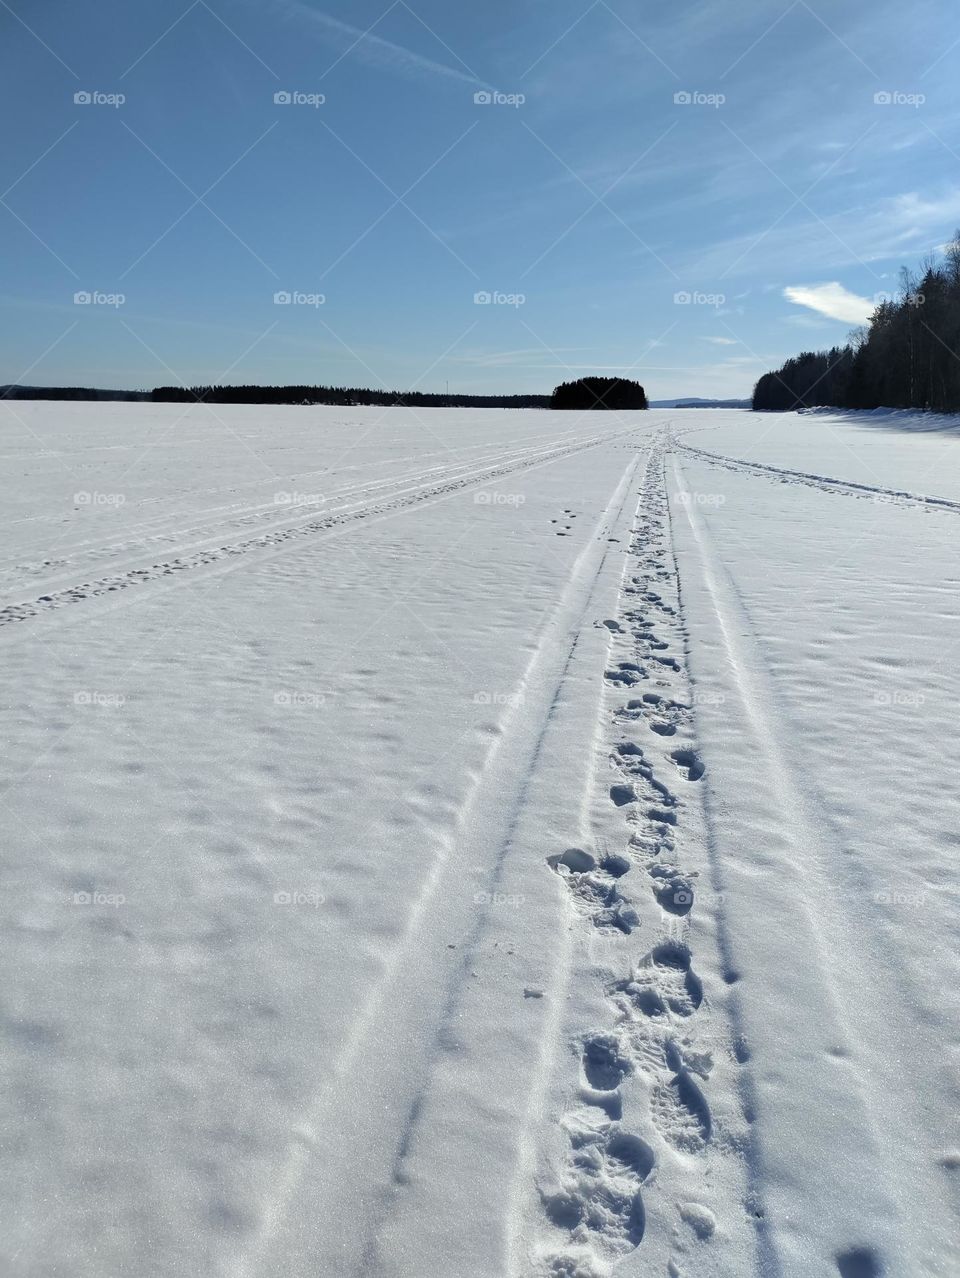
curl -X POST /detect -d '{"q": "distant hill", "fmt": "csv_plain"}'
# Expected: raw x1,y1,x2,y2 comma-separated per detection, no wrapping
649,397,751,408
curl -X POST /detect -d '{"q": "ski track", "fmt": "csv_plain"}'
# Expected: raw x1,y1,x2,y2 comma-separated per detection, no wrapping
675,438,960,513
0,430,593,586
669,452,913,1275
535,437,741,1278
231,446,650,1278
0,426,641,629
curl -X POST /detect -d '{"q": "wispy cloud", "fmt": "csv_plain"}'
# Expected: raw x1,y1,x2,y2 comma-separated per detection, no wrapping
268,0,486,88
783,281,874,323
701,335,737,345
458,346,607,367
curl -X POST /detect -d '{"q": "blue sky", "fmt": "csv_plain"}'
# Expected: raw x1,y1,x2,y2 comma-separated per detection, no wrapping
1,0,958,398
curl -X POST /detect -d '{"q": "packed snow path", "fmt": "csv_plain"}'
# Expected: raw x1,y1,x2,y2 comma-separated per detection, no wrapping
1,404,957,1277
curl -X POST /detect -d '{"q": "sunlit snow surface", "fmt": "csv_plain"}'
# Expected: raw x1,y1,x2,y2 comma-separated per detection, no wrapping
1,404,957,1278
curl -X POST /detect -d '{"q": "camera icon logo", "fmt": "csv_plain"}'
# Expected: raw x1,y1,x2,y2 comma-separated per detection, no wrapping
474,290,492,304
874,91,892,105
73,291,92,304
274,91,292,105
673,91,692,105
273,290,292,304
473,90,492,105
74,91,92,105
673,290,691,304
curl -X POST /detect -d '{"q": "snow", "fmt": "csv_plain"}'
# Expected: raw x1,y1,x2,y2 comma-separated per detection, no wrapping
1,402,957,1277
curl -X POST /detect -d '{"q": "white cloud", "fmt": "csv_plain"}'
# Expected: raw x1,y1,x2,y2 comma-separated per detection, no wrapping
700,336,737,345
783,281,874,324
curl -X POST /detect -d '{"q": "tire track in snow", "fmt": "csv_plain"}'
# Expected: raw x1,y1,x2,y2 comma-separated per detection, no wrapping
0,427,644,629
669,450,908,1276
232,448,650,1278
676,438,960,513
0,433,594,589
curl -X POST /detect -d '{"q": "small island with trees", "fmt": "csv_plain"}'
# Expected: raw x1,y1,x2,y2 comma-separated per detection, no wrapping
550,376,648,410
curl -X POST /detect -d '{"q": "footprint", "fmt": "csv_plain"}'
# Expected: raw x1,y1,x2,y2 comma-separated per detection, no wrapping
649,1041,712,1152
605,664,645,687
614,699,646,721
670,748,705,781
548,849,639,935
610,975,668,1019
600,852,631,878
581,1033,631,1091
644,941,703,1018
650,720,677,737
649,865,694,916
548,847,596,874
541,1113,655,1265
835,1247,884,1278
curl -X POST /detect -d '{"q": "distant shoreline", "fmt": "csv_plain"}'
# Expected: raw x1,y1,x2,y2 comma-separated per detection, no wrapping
0,385,749,409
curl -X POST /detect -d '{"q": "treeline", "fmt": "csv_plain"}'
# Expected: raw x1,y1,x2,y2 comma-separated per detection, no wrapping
151,385,550,408
3,376,651,412
754,232,960,412
0,385,150,401
0,383,549,407
550,377,647,410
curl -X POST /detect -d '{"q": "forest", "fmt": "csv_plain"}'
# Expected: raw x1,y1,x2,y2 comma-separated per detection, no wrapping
150,386,551,408
753,232,960,413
